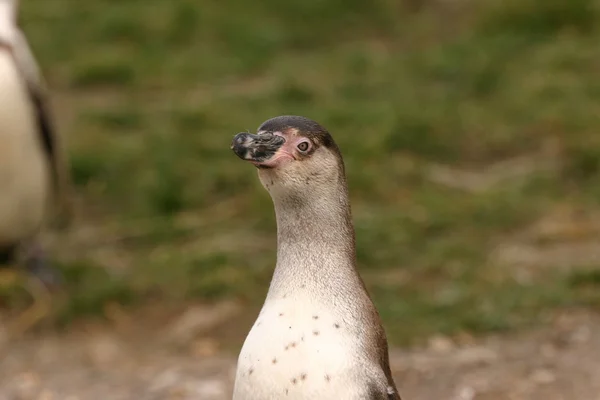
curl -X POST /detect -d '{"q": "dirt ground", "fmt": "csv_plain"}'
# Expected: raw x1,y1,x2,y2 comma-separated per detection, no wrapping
0,306,599,400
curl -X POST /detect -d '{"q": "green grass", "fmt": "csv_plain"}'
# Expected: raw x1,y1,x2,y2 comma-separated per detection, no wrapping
3,0,600,345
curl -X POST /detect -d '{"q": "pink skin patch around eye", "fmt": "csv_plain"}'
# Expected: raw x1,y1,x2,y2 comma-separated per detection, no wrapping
252,132,310,168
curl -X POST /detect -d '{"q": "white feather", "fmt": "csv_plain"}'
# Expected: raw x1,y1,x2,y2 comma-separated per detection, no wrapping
233,294,375,400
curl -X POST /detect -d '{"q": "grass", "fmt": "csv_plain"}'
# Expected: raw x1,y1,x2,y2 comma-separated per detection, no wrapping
3,0,600,345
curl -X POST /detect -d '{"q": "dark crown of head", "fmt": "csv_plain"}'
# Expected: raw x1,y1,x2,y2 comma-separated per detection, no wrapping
258,116,335,149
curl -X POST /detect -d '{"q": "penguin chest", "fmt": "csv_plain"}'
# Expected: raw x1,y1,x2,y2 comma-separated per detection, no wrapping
0,52,51,243
233,296,371,399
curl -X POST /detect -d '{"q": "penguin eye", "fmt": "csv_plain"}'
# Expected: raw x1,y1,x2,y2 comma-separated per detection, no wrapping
297,142,310,152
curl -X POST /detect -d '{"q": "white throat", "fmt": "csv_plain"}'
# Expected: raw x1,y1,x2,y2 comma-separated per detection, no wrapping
263,176,367,307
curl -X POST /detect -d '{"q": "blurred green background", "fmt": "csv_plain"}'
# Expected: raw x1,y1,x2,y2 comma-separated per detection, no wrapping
5,0,600,346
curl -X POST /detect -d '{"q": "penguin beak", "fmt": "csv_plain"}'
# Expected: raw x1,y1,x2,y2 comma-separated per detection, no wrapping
231,132,286,166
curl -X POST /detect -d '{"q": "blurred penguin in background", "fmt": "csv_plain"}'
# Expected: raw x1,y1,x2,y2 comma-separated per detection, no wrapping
0,0,72,305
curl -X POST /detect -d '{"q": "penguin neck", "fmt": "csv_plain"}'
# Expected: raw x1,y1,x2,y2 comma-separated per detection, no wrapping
265,178,367,302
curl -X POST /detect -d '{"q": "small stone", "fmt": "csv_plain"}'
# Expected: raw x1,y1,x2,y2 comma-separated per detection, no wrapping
455,332,476,346
570,326,591,344
15,372,40,394
37,390,54,400
190,379,227,398
428,335,455,353
455,386,476,400
166,301,241,344
86,334,123,367
167,387,187,399
454,347,498,366
149,369,181,392
530,368,556,384
191,338,220,357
